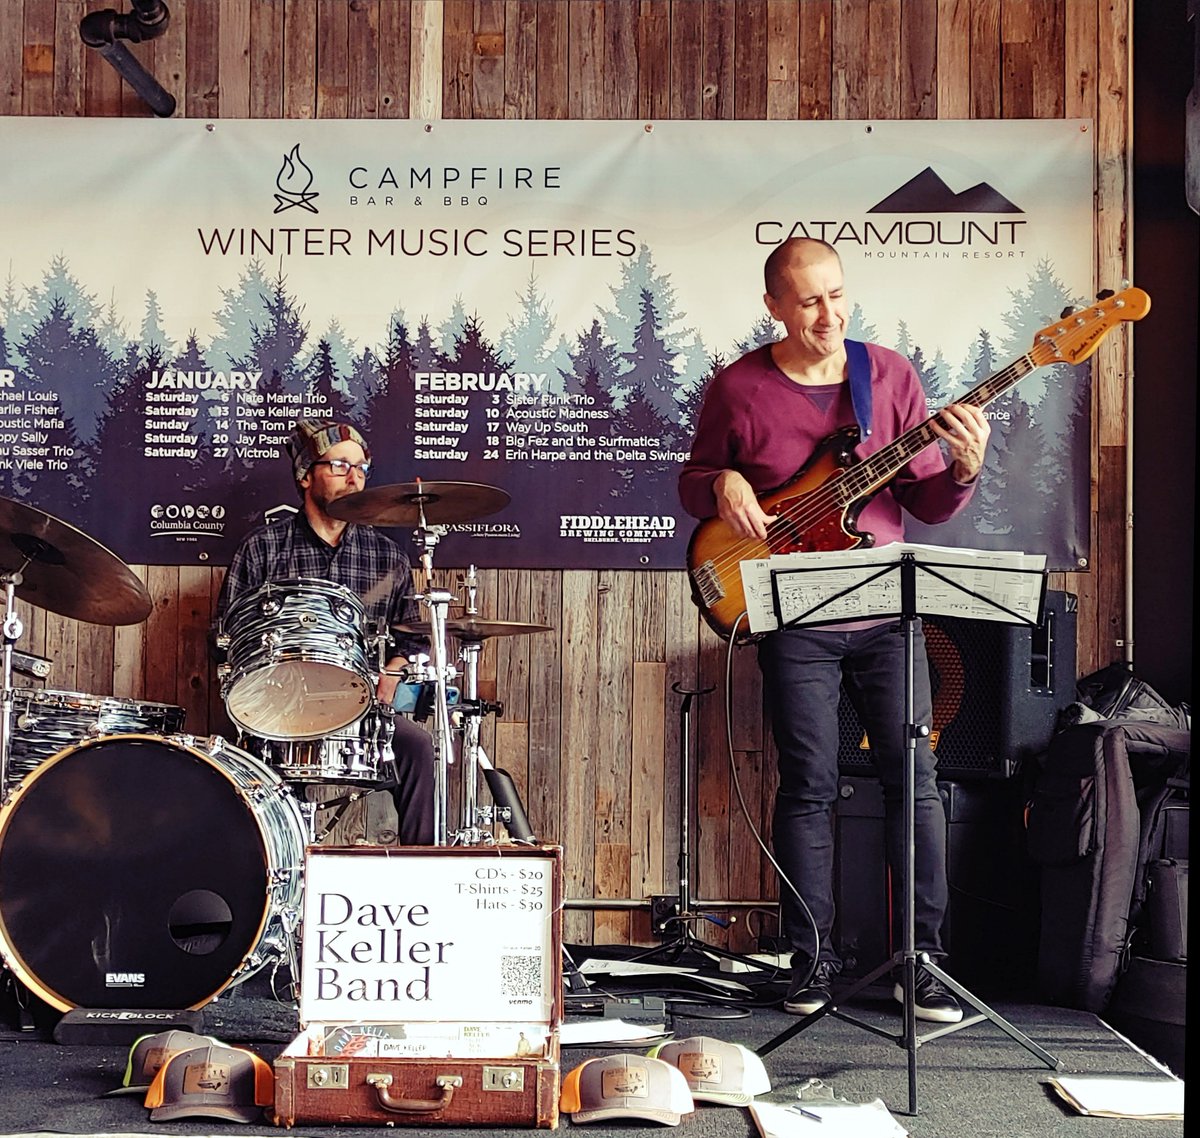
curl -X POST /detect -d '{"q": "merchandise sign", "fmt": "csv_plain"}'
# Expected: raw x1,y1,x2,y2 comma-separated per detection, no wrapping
0,118,1093,568
299,849,557,1027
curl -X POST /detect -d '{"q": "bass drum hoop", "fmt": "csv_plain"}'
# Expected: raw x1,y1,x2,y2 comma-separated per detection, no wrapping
0,733,306,1012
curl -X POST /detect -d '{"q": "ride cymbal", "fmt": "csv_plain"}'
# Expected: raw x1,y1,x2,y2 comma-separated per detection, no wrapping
327,481,511,526
392,617,553,643
0,496,152,625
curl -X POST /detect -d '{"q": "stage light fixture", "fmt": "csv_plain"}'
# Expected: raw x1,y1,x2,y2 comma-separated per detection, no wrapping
80,1,176,117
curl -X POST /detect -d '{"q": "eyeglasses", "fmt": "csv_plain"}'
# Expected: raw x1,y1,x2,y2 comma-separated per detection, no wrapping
312,458,372,478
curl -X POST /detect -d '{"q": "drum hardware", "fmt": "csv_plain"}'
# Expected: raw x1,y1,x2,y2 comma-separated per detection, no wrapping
395,565,551,847
293,783,381,844
0,496,153,798
9,649,51,681
390,502,469,847
327,482,540,848
481,764,538,844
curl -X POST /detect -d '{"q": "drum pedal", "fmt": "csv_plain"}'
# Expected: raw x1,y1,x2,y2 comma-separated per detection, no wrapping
52,1007,205,1046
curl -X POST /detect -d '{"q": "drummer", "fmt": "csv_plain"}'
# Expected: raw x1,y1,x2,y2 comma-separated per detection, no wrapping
213,418,434,844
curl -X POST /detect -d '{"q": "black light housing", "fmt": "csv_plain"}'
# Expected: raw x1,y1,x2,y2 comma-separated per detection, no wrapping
80,1,176,117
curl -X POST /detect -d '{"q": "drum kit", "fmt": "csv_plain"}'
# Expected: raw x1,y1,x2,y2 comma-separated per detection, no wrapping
0,482,549,1014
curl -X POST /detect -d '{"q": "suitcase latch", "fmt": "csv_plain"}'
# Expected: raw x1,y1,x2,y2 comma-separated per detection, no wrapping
306,1064,350,1089
483,1065,525,1092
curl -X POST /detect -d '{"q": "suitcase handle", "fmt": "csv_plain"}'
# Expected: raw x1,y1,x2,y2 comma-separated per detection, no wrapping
364,1072,462,1114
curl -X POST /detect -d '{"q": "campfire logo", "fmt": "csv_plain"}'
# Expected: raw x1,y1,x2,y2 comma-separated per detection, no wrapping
273,143,320,214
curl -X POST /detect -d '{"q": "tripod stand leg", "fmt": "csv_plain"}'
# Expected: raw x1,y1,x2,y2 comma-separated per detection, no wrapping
918,958,1062,1069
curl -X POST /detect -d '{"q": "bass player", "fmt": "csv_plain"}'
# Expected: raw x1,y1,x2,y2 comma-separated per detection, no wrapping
678,236,990,1022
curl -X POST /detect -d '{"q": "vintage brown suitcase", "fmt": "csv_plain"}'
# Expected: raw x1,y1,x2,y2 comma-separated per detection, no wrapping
273,1040,561,1127
272,845,563,1129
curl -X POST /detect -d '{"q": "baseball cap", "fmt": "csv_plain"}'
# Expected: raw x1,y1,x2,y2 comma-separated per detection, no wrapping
104,1029,220,1097
144,1042,274,1123
649,1036,772,1106
560,1053,694,1125
286,418,370,482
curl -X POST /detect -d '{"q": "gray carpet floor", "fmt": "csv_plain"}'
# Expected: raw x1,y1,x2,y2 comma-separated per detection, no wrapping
0,967,1185,1138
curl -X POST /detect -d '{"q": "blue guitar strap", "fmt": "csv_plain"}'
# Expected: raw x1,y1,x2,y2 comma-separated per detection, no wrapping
845,338,873,439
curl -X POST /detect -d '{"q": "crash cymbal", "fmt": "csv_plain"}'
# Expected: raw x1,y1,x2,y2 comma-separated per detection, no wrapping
0,496,153,625
327,481,511,526
392,617,553,643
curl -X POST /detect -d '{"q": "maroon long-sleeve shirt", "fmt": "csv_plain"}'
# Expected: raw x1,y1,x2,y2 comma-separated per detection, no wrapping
678,342,977,545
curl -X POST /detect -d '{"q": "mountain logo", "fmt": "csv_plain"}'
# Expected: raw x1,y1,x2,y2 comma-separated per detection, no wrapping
273,144,320,215
868,167,1021,213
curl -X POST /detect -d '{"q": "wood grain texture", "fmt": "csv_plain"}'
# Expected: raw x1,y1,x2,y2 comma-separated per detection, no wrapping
5,0,1132,950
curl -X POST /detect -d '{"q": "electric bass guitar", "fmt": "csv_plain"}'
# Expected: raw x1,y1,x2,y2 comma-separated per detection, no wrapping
686,286,1151,640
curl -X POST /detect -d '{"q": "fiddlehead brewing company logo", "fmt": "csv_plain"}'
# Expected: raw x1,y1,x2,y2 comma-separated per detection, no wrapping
273,144,320,215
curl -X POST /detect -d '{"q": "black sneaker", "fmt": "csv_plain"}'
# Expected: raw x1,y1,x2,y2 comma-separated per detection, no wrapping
893,968,963,1023
784,960,840,1015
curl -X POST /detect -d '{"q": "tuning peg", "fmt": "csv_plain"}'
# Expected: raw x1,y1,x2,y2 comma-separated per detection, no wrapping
1060,305,1081,318
1096,289,1115,300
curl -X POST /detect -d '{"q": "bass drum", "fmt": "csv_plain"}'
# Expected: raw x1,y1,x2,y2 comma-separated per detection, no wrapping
0,734,307,1012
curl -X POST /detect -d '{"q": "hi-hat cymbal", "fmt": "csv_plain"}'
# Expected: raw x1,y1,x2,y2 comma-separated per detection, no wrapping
327,481,511,526
392,617,553,643
0,497,152,625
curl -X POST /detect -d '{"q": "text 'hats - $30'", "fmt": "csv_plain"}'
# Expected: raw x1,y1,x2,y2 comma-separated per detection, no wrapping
104,1029,221,1097
560,1053,695,1125
144,1042,274,1123
649,1035,772,1106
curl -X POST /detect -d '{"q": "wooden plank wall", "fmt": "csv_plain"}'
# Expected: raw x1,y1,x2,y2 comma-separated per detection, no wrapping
3,0,1132,951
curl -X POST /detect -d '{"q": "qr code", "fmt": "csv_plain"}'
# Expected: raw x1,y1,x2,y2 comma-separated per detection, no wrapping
499,953,542,999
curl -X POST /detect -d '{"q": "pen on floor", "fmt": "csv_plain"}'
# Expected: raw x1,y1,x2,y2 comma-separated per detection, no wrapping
788,1104,824,1123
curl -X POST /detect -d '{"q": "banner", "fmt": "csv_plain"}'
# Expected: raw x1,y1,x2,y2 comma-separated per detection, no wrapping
0,118,1093,569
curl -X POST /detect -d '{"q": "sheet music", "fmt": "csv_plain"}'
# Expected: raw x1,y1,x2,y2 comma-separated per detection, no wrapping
740,543,1046,634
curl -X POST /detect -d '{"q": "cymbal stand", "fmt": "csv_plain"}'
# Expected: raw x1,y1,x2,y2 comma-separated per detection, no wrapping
446,567,506,844
448,566,479,844
1,572,28,800
410,517,458,846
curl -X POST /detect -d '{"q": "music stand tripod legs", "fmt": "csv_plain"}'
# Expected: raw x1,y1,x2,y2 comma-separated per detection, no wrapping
755,550,1061,1115
623,683,776,976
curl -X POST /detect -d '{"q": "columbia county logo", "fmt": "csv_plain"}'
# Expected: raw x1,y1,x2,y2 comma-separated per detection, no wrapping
273,144,320,215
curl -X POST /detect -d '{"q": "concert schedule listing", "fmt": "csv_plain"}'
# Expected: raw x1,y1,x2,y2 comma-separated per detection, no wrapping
0,383,75,475
1,360,685,569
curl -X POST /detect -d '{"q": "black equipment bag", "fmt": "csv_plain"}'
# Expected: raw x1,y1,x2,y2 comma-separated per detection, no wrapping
1025,720,1190,1012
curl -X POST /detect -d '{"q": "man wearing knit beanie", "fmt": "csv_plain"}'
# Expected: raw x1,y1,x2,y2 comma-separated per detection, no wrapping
213,418,433,844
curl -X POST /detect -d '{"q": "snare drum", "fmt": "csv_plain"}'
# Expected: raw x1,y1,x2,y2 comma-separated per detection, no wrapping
218,578,373,740
242,703,395,784
0,733,306,1011
5,689,187,788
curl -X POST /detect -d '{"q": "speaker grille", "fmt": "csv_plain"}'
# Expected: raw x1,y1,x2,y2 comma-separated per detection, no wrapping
837,591,1077,778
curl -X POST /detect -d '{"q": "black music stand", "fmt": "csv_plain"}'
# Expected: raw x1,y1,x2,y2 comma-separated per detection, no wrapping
752,545,1062,1115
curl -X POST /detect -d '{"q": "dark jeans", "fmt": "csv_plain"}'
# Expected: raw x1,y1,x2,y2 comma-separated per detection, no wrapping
390,715,436,845
758,620,949,971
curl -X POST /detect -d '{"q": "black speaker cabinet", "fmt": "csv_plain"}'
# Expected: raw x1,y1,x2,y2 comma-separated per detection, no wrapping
837,590,1077,778
832,777,1040,994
